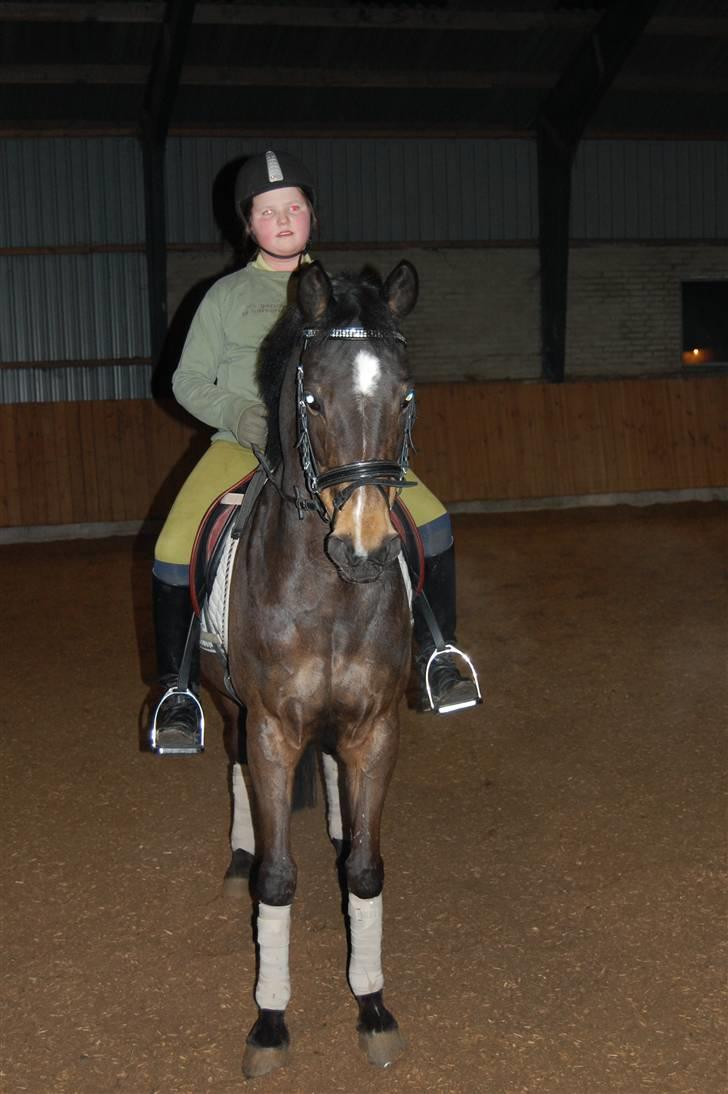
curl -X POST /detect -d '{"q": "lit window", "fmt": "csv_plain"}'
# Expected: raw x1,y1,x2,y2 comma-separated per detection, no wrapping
681,282,728,367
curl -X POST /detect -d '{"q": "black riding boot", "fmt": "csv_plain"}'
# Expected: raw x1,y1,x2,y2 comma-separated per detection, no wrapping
413,544,481,714
149,575,204,754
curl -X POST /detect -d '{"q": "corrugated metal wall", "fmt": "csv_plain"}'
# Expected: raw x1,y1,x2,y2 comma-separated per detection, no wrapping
166,137,539,244
166,136,728,244
1,254,148,360
0,137,145,246
0,362,152,404
1,136,726,403
0,136,150,402
571,140,728,240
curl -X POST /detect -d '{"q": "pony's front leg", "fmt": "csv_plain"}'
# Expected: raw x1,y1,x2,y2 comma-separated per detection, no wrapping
340,716,406,1069
241,716,299,1080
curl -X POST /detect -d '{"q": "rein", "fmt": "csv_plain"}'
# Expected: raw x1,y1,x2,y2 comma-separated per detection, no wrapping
259,325,417,522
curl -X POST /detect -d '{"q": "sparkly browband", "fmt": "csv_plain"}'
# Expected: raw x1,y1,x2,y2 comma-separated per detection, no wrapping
303,327,406,345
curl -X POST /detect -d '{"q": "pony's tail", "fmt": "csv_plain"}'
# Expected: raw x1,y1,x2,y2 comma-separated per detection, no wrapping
292,742,318,811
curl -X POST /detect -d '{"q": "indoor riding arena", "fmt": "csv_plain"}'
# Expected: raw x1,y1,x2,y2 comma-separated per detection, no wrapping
1,5,726,1094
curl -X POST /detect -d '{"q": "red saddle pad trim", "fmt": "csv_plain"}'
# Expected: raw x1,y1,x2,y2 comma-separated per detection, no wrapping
189,471,256,617
391,497,425,598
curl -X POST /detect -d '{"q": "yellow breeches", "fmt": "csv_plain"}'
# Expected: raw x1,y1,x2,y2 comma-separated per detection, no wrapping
401,468,447,529
155,441,258,567
154,440,448,569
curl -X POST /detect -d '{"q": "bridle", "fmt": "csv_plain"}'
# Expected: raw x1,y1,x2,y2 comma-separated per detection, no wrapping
261,325,416,522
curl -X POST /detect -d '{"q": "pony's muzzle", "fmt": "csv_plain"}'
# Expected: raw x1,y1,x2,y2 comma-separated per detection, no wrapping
326,531,401,583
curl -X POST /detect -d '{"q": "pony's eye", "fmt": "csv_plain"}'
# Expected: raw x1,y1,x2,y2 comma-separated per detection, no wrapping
304,392,321,413
402,390,415,410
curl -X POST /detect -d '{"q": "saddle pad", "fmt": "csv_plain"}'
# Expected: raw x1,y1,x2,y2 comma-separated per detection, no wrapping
199,525,239,657
190,472,255,617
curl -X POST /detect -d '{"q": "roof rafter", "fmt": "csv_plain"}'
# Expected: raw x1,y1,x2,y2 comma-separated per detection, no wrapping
1,2,727,37
2,66,725,96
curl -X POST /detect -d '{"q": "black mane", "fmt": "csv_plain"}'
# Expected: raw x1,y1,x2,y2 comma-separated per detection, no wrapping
257,266,401,467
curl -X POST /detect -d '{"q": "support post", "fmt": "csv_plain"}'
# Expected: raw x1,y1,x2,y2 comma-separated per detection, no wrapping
536,0,659,382
537,126,572,384
139,0,196,365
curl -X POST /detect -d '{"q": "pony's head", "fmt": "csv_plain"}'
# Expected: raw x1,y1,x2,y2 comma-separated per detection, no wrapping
293,260,419,583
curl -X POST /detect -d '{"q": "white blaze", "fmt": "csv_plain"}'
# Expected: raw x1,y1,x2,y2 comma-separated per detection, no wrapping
351,488,367,558
354,349,381,397
349,349,380,556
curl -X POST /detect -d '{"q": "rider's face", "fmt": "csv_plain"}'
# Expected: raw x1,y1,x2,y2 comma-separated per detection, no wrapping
249,186,311,265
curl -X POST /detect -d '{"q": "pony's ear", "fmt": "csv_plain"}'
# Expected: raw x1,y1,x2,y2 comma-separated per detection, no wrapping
384,260,418,319
298,261,332,322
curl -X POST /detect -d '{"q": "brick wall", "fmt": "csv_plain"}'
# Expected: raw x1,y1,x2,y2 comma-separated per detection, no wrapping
566,244,728,377
167,242,727,383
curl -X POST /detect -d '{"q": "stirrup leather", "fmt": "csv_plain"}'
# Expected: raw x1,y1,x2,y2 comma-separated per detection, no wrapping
424,644,482,715
149,686,205,756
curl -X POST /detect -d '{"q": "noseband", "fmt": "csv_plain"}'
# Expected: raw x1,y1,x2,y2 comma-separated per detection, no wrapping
294,326,416,521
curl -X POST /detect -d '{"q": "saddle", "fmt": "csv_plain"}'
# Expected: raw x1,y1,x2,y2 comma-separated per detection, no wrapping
189,473,425,620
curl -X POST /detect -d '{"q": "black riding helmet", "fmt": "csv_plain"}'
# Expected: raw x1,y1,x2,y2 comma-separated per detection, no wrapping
235,149,316,220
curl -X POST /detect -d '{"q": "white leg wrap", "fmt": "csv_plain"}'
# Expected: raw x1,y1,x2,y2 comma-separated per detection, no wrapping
231,762,255,854
322,752,344,842
348,893,384,997
255,902,292,1011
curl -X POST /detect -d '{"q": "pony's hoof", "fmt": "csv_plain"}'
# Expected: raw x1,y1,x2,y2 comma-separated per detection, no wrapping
359,1027,406,1069
242,1042,289,1079
222,848,254,900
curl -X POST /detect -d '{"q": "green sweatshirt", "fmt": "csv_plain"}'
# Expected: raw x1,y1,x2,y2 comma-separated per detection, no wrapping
172,255,293,444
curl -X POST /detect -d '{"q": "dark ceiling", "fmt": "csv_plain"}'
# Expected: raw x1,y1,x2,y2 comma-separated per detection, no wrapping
0,0,726,136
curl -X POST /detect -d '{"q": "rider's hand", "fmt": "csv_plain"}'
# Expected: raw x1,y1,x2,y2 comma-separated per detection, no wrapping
234,404,267,450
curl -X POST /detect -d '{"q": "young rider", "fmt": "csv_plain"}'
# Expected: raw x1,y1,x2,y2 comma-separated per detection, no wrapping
150,149,479,752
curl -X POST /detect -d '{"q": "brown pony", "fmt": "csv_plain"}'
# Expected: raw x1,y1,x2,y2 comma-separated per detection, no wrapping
204,260,419,1078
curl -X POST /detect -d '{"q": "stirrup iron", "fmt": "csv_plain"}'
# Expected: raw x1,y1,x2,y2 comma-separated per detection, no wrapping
424,644,482,715
149,686,205,756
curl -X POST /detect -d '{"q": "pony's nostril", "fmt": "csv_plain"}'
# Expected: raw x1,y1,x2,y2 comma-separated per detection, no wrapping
326,533,354,569
380,533,401,565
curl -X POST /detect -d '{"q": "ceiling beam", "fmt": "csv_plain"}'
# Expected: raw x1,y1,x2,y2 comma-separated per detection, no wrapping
0,5,596,29
538,0,663,151
141,1,195,144
2,66,725,96
0,65,552,88
1,3,727,37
